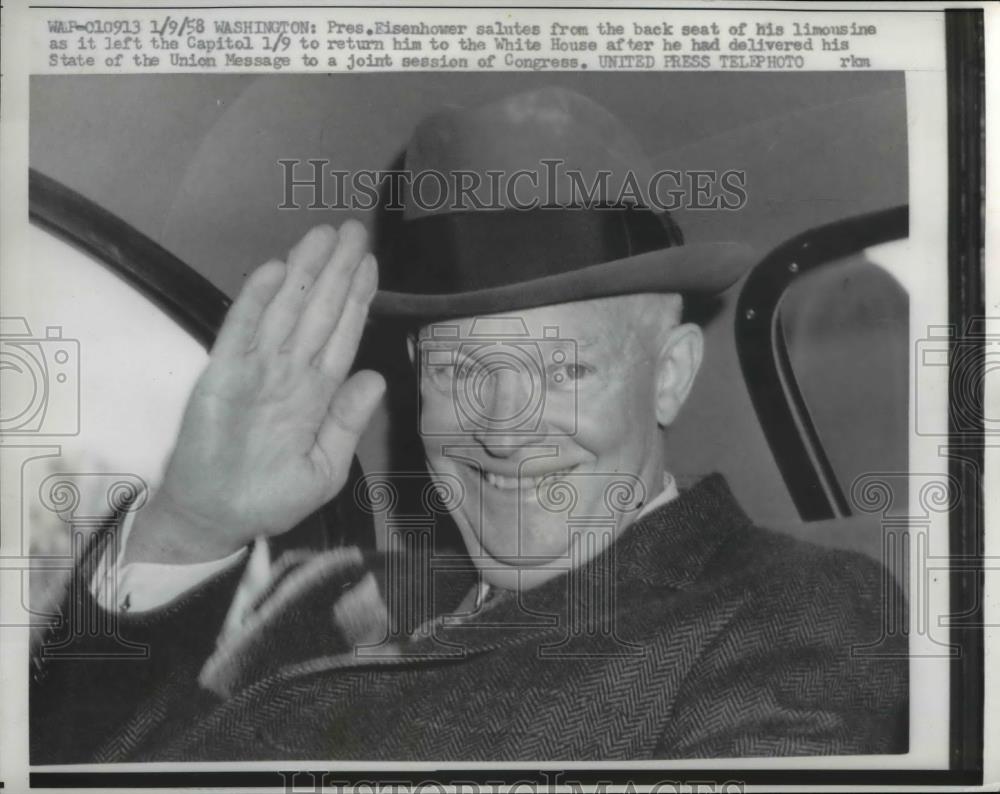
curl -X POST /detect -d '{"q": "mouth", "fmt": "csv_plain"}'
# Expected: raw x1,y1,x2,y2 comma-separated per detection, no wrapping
475,464,581,492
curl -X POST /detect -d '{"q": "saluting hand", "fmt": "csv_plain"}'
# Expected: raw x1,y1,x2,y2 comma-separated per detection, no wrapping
126,223,385,565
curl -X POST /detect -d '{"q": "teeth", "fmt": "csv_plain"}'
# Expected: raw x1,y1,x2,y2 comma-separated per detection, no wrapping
484,471,519,490
482,469,573,491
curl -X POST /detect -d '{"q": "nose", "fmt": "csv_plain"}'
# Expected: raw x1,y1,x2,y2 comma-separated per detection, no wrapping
472,367,536,456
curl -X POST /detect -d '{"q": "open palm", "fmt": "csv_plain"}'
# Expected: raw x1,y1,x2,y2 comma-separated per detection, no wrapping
127,223,385,565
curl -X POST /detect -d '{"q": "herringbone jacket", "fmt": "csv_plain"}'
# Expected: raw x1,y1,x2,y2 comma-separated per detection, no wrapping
31,475,908,762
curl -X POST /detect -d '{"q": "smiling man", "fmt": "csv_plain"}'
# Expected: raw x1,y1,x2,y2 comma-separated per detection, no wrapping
412,294,693,590
32,87,908,763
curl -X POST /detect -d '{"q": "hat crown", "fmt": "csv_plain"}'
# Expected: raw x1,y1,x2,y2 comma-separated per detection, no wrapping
374,87,754,318
403,87,653,217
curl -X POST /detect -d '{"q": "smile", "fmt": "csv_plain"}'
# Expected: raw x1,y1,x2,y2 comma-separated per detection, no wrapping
478,465,580,491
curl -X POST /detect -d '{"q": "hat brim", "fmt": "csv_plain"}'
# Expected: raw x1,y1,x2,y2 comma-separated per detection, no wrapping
371,242,755,319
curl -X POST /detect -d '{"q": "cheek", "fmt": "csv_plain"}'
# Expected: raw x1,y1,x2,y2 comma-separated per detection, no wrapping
419,384,458,429
572,376,657,456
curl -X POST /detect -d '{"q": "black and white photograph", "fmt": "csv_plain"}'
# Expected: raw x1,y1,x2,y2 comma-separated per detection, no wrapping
0,2,991,791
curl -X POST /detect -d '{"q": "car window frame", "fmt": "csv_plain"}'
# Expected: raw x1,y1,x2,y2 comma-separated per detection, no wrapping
735,205,910,522
28,168,231,350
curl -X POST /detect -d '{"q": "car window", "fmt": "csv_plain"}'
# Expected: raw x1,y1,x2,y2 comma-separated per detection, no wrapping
8,224,207,619
763,243,909,567
779,250,910,504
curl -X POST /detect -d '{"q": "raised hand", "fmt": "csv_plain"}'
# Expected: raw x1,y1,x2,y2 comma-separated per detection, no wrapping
125,223,385,565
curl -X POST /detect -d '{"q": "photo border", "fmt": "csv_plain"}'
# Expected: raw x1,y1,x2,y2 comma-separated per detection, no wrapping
13,4,987,791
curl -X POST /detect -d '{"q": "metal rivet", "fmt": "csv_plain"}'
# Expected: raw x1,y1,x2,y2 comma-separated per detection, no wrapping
745,308,756,320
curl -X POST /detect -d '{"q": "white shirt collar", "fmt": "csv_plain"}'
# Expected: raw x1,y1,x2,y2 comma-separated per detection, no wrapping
635,471,680,522
473,472,679,608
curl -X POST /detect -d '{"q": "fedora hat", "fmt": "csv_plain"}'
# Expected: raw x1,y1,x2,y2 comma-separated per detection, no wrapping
371,86,754,318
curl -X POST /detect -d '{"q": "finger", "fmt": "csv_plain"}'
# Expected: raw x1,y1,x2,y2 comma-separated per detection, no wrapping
255,225,339,352
315,252,377,380
315,369,386,478
287,220,370,363
212,260,286,359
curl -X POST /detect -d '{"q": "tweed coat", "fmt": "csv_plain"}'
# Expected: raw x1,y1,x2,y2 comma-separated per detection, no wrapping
31,474,908,763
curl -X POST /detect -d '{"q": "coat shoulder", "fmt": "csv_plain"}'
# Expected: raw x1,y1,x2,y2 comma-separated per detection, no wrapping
689,522,907,660
710,523,894,602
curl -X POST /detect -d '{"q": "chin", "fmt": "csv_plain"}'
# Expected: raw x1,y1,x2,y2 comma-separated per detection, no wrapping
455,515,566,565
483,547,565,568
469,555,570,591
472,501,577,558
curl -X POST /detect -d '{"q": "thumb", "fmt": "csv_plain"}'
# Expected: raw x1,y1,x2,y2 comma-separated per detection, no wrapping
315,369,386,474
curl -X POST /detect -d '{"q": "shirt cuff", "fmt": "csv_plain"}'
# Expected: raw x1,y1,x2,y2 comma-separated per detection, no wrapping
90,500,248,613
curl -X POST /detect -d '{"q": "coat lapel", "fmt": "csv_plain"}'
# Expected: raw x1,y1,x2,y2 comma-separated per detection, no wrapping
206,475,751,691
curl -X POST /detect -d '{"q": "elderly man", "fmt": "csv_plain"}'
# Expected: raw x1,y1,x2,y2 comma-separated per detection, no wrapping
31,88,907,762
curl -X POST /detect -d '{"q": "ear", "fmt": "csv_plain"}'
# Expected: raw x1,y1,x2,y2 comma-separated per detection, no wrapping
653,323,703,427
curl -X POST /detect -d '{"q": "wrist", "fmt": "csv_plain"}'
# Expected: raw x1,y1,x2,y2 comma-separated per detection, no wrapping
123,491,245,565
